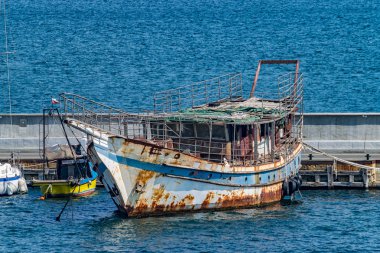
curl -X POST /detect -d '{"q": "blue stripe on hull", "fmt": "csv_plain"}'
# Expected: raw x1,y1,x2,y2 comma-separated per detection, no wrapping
94,144,301,186
0,175,20,182
90,143,297,216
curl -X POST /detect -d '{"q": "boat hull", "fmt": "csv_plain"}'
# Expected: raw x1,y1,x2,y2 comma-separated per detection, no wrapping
0,176,20,196
0,163,28,196
89,136,302,217
33,178,97,198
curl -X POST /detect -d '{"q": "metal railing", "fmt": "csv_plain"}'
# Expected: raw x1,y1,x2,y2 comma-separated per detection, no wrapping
153,73,243,113
60,71,303,166
60,93,134,136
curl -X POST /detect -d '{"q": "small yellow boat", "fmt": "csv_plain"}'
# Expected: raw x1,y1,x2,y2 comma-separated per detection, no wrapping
32,158,97,198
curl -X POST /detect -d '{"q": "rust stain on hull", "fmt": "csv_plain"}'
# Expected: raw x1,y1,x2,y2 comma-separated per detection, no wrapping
135,170,156,187
177,194,195,210
260,182,283,204
125,182,283,217
93,135,300,218
201,192,215,209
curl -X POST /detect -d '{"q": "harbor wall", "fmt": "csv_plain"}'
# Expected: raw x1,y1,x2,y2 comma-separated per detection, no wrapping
300,113,380,162
1,113,380,161
298,113,380,189
0,114,85,160
3,112,380,188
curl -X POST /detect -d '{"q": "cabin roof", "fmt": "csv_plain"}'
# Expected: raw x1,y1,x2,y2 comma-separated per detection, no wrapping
155,97,291,124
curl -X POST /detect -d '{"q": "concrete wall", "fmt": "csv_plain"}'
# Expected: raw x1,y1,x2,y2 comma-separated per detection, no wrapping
0,114,86,160
301,113,380,161
1,113,380,161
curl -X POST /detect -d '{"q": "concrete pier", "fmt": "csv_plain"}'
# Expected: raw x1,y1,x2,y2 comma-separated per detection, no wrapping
0,113,85,161
300,113,380,189
0,113,86,184
2,112,380,188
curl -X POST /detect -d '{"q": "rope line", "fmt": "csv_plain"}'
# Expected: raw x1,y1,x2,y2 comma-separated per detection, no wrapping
303,142,378,170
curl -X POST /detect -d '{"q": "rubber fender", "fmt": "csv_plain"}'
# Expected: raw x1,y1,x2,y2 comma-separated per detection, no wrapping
288,180,297,194
298,175,303,186
6,183,13,196
18,178,28,193
290,177,300,191
294,174,302,186
282,180,289,196
294,178,300,191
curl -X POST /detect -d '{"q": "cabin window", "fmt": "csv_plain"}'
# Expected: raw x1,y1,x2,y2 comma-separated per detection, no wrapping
181,123,195,138
58,164,75,180
241,125,249,138
196,123,210,139
212,124,225,140
151,123,165,139
260,124,269,137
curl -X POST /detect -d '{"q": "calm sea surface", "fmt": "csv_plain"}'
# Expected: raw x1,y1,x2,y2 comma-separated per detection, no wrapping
0,0,380,252
2,188,380,252
0,0,379,113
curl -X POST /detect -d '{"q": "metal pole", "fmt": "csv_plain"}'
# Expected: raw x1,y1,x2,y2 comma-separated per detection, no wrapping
208,122,212,161
42,109,47,180
254,124,258,162
250,60,262,97
271,121,275,161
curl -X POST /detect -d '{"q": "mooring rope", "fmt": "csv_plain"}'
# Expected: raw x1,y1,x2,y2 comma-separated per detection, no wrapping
303,142,379,170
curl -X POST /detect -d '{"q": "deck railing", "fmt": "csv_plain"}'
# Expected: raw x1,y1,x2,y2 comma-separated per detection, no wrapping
60,71,303,165
153,73,243,113
59,93,133,136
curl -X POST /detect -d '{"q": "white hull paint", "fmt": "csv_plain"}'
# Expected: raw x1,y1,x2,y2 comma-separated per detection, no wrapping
89,135,301,217
0,163,28,196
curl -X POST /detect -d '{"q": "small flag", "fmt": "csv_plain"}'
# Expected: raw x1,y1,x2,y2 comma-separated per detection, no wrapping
51,98,59,104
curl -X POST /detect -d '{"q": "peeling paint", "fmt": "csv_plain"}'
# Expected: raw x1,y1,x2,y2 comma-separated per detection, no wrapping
82,124,301,217
136,170,156,187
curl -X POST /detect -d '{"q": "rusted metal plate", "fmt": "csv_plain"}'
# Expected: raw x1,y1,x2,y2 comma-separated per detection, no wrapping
87,134,301,217
71,119,301,217
126,177,283,217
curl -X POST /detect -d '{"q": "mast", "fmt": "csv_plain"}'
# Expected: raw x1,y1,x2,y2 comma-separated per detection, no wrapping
1,0,15,164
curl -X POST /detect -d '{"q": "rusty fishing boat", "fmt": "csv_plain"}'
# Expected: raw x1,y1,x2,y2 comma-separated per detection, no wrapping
61,60,304,217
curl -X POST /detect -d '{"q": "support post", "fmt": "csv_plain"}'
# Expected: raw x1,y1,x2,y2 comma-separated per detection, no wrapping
253,124,258,162
362,168,369,189
271,121,275,160
225,124,231,161
327,165,334,189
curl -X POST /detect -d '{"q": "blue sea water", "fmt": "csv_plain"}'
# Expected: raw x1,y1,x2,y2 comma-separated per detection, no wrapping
1,0,380,252
1,188,380,252
0,0,379,113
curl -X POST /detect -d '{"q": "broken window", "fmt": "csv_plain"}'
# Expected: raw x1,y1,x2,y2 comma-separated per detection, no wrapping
211,124,225,140
196,123,210,139
181,123,195,138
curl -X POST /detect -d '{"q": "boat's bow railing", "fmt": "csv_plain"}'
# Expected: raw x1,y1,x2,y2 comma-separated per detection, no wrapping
153,73,243,113
59,93,141,136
